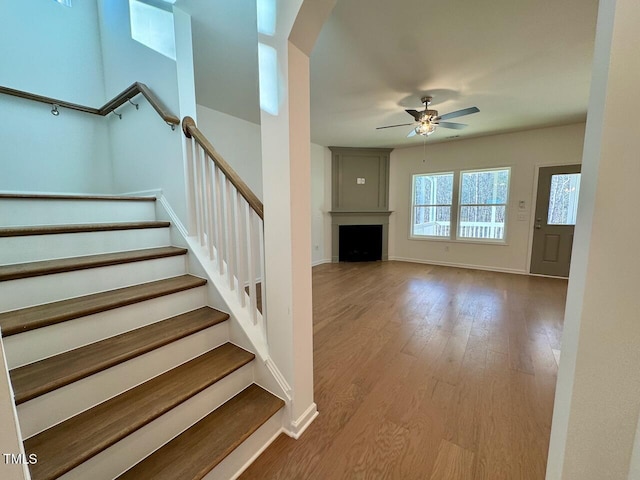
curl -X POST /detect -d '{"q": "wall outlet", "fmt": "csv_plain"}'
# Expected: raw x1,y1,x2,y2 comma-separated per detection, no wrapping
356,177,366,184
519,200,526,210
517,213,527,221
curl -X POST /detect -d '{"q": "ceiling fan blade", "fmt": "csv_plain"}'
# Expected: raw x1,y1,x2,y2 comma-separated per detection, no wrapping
407,128,417,138
376,123,415,130
436,106,480,121
436,121,467,130
405,109,421,121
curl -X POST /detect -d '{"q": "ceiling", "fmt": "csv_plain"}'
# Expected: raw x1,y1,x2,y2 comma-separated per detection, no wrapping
183,0,599,148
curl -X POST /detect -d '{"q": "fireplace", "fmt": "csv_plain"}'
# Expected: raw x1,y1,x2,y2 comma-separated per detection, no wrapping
329,147,393,263
339,225,382,262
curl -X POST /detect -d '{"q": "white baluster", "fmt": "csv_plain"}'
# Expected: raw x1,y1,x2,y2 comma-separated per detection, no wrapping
258,216,267,343
204,155,215,259
213,165,225,275
235,193,247,307
225,178,236,291
184,137,197,236
246,204,258,324
194,145,205,245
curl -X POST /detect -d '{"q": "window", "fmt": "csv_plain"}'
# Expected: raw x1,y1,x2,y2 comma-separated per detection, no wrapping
410,167,511,242
129,0,176,60
459,168,510,241
411,173,453,237
547,173,581,225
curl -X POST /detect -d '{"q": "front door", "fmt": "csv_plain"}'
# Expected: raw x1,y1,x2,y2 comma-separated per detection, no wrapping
530,164,581,277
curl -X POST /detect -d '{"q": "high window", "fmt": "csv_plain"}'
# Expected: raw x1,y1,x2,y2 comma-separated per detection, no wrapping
411,167,511,242
129,0,176,60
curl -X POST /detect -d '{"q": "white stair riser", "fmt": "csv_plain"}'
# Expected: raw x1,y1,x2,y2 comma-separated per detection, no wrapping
18,322,230,438
0,199,156,227
211,409,283,480
0,257,187,313
4,287,207,368
0,228,171,265
58,363,254,480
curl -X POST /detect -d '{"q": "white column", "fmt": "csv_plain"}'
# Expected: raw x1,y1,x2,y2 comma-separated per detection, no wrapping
259,2,316,435
546,0,640,479
257,0,336,435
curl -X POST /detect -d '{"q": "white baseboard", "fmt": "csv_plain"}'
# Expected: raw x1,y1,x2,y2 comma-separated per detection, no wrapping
157,195,189,239
311,259,331,267
283,402,318,440
119,188,163,198
389,256,528,275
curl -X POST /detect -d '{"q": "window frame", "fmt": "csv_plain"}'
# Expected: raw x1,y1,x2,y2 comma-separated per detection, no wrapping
409,166,511,245
457,167,511,243
410,171,455,240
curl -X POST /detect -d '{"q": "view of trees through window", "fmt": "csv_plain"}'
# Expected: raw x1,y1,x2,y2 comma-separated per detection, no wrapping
412,168,510,241
459,169,509,240
413,173,453,237
547,173,581,225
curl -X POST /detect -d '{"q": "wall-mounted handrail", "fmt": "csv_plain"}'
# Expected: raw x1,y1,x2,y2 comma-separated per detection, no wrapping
182,116,264,219
0,82,179,127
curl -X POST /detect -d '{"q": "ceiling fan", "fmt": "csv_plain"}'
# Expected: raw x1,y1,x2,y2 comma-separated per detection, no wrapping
376,96,479,138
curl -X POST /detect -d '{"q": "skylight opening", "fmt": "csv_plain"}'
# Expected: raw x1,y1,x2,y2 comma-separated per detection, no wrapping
257,0,276,36
258,43,279,115
129,0,176,60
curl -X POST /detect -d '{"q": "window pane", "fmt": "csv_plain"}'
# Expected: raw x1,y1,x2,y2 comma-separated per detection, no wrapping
130,0,176,60
460,169,509,205
414,173,453,205
548,173,581,225
459,206,506,240
412,206,451,237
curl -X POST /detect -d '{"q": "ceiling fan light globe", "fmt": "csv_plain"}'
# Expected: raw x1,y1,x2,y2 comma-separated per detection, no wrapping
417,122,436,136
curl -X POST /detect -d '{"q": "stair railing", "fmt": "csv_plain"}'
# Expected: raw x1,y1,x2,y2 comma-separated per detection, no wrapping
181,116,267,343
0,82,179,129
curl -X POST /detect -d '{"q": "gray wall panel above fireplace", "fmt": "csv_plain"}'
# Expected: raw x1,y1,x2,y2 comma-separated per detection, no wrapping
330,147,392,211
329,147,393,262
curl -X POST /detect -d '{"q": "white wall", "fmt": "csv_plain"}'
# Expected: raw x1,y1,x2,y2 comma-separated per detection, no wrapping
311,143,332,265
546,0,640,478
97,0,185,220
389,123,586,273
196,104,263,200
0,0,112,194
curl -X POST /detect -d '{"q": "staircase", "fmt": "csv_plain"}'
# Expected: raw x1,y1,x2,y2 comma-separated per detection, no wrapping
0,193,284,480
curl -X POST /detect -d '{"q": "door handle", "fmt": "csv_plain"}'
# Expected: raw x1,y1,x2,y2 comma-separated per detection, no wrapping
535,224,542,229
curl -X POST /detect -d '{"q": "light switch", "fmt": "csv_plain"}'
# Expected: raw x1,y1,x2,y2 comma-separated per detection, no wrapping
518,200,526,210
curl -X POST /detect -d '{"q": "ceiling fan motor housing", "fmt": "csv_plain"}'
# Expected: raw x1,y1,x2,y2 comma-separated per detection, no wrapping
421,109,439,121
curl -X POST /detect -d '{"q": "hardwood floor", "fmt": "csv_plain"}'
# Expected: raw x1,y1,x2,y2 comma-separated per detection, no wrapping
240,261,567,480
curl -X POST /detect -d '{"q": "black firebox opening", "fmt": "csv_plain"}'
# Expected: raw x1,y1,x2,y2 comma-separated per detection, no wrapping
339,225,382,262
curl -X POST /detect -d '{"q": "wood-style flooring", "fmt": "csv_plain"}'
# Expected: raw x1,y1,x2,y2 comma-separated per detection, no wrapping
240,261,567,479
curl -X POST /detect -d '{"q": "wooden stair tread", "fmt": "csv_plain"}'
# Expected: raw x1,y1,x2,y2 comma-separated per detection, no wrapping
10,307,229,404
117,384,284,480
0,275,207,337
0,193,156,201
0,246,187,282
0,221,170,237
24,343,255,480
